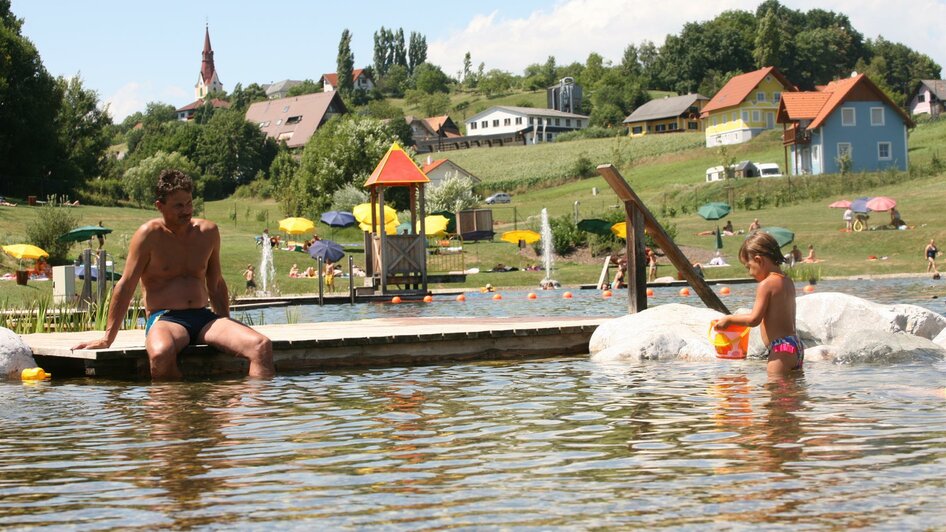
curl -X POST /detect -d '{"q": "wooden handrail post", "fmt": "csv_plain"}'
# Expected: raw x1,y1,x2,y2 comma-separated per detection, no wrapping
597,164,730,315
625,201,647,313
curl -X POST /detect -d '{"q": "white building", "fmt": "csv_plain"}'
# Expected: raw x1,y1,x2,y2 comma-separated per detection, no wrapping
463,106,589,143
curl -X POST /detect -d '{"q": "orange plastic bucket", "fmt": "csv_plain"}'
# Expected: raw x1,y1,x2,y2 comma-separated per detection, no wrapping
709,320,750,359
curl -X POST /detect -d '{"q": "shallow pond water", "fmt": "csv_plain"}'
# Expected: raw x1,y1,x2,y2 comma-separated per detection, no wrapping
2,359,946,529
1,276,944,528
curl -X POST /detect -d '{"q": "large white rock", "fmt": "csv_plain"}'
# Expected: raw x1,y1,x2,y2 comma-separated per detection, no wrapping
0,327,37,379
831,330,945,364
796,292,946,344
590,303,723,362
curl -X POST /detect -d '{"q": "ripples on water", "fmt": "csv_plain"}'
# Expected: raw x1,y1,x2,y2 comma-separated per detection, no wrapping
1,277,944,528
3,359,946,529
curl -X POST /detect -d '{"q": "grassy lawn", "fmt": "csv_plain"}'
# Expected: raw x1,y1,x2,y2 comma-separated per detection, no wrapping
2,120,944,306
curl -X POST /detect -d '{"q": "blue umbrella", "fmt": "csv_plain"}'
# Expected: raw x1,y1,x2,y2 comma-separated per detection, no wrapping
851,197,871,213
320,210,356,228
308,239,345,263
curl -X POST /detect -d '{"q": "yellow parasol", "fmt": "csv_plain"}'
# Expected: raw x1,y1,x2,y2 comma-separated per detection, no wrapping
500,229,541,245
611,222,627,239
353,203,398,225
359,221,399,235
417,215,450,237
2,244,49,260
278,217,315,235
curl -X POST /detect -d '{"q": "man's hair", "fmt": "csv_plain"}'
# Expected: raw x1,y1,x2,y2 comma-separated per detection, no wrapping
739,231,785,265
156,169,193,203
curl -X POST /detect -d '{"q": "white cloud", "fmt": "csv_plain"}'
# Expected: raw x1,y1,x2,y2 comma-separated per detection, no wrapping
104,82,151,122
428,0,946,77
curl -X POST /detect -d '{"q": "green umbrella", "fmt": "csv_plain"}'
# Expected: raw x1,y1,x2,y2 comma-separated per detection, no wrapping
757,226,794,248
697,202,731,220
58,225,113,243
577,218,615,236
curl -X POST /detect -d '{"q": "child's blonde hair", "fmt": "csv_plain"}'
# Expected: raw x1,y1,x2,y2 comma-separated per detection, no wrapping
739,231,785,265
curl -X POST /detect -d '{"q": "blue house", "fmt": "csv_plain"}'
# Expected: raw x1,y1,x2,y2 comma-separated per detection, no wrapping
776,74,914,175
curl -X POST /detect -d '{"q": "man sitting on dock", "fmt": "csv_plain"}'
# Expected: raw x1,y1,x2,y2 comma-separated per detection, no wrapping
72,169,275,380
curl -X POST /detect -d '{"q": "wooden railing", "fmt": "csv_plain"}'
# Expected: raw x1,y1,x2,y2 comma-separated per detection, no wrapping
783,126,811,145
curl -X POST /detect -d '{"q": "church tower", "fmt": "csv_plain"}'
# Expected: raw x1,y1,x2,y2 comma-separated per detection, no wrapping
196,24,223,99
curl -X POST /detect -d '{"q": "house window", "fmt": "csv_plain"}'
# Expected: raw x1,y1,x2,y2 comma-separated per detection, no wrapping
752,111,760,122
878,142,892,160
275,119,282,126
564,119,570,127
742,111,749,123
757,92,766,102
492,119,499,127
870,107,885,126
470,122,477,130
576,120,582,128
282,106,290,113
688,121,699,130
773,92,781,103
515,117,522,125
841,107,856,126
632,126,643,134
286,115,302,125
553,118,559,126
838,142,852,159
712,117,717,127
732,112,738,123
503,118,511,126
918,94,926,103
546,133,553,141
669,122,678,131
655,124,666,132
481,120,488,128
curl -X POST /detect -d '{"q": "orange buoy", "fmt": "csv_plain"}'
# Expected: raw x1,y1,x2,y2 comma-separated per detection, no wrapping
646,288,655,297
720,286,731,295
492,293,503,300
527,292,537,299
679,287,690,296
803,284,815,293
602,290,612,297
423,295,433,303
563,291,573,299
456,294,466,302
391,296,402,304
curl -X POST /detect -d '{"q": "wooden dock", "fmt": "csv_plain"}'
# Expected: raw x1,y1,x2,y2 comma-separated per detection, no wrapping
22,316,607,380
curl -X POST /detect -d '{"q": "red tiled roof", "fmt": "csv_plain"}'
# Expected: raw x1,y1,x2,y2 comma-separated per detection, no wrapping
808,74,915,129
365,143,430,187
421,159,448,173
778,92,832,121
701,66,796,117
175,98,231,113
320,69,369,88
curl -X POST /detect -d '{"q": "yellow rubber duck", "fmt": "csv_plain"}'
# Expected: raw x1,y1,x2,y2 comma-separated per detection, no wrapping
21,367,52,381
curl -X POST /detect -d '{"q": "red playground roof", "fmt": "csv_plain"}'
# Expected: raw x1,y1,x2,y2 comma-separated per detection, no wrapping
364,143,430,187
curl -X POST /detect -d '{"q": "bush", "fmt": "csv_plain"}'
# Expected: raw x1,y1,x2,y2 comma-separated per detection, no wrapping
547,214,585,255
555,126,624,142
425,174,481,213
570,153,597,178
330,184,368,213
25,202,80,265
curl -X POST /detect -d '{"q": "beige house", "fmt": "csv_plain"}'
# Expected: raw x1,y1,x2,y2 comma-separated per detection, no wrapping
244,92,347,148
421,158,481,188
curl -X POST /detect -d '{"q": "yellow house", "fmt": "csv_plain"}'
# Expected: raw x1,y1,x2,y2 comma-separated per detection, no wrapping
623,93,709,137
701,66,796,147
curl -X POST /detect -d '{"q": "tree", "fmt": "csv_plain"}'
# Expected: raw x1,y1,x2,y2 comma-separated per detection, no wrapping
195,108,274,198
378,63,410,97
123,151,199,208
413,62,450,94
753,8,789,68
462,52,473,87
285,79,322,97
405,89,450,117
373,27,390,78
393,28,407,68
336,29,354,95
408,31,427,74
0,0,63,197
53,75,112,187
478,69,516,97
228,82,268,111
425,174,480,213
269,150,300,216
25,202,79,264
289,116,397,215
578,53,608,89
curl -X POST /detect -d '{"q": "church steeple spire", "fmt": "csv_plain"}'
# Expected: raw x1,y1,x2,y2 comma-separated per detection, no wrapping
196,23,222,99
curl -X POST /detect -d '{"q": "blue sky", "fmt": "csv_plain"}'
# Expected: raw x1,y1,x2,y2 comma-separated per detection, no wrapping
14,0,946,121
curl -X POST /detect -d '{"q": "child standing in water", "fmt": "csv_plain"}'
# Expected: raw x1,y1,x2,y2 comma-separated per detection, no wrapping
715,232,803,375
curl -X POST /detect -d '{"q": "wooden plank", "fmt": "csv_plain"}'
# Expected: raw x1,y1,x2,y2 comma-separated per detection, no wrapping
625,201,647,313
596,255,611,289
597,164,730,315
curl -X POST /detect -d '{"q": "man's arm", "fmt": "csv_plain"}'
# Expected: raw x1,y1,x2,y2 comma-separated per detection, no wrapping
72,224,152,350
205,224,230,319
